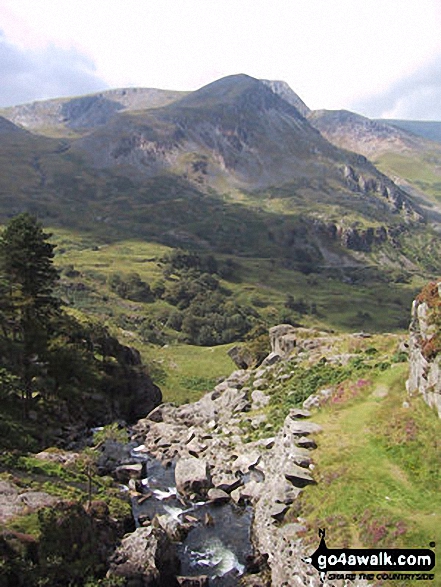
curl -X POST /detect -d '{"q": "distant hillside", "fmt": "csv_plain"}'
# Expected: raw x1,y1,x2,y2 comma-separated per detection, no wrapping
309,109,441,223
308,109,423,156
0,87,186,136
0,73,440,289
379,119,441,145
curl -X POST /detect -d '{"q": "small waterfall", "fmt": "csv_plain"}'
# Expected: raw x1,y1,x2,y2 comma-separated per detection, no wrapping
129,446,254,585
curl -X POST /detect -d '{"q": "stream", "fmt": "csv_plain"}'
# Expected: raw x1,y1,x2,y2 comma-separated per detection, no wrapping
128,444,255,585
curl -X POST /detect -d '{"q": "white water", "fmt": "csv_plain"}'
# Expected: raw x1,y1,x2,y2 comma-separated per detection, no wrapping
152,486,178,499
185,536,245,577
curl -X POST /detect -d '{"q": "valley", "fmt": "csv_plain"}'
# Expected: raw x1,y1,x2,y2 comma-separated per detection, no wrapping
1,73,441,586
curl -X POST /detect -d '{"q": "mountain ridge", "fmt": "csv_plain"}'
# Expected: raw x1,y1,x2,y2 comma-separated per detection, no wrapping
0,73,438,281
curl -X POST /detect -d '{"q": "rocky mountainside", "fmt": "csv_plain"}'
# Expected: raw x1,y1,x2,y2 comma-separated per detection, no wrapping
0,73,439,277
0,87,186,134
308,109,424,157
308,108,441,224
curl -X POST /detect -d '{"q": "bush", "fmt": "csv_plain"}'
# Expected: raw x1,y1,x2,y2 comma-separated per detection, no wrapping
108,272,153,302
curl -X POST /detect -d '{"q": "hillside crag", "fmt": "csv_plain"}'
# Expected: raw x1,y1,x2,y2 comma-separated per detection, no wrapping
407,282,441,417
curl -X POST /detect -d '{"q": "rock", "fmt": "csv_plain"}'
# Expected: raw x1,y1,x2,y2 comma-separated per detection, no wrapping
177,575,209,586
232,451,261,473
107,525,180,585
284,419,322,436
244,551,270,574
19,491,58,509
269,324,297,357
0,481,59,523
407,293,441,417
97,439,132,475
212,473,242,493
290,453,312,468
288,408,311,419
228,345,254,369
295,436,317,449
270,502,290,522
114,463,145,483
146,404,165,422
35,450,80,466
0,481,24,523
128,479,143,493
255,437,275,449
303,394,321,409
253,378,267,388
284,463,316,488
175,457,212,497
186,438,208,457
252,389,270,409
154,514,191,542
231,480,262,504
207,488,230,504
260,351,282,366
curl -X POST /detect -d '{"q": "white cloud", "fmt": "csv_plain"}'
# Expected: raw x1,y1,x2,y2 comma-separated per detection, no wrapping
0,32,107,107
350,53,441,120
0,0,440,119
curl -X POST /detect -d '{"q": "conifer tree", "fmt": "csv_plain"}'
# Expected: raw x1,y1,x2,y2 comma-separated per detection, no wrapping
0,213,59,415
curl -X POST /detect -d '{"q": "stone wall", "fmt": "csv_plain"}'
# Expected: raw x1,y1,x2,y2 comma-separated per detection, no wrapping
407,285,441,417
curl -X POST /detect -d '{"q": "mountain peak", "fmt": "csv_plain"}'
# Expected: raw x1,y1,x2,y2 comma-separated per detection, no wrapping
167,74,262,109
164,74,309,125
260,79,310,117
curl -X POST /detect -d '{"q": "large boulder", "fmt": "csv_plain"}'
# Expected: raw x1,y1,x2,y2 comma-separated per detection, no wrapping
107,525,180,585
269,324,297,358
175,457,212,498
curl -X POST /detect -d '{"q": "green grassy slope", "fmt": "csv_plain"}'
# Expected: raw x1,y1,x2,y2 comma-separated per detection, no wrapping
238,332,441,586
381,119,441,145
45,227,426,403
299,363,441,584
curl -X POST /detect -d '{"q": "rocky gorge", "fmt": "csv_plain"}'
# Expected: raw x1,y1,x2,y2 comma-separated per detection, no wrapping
103,324,390,586
2,310,439,586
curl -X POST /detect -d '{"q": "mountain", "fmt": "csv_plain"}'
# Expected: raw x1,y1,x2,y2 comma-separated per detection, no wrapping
72,74,420,223
308,109,441,223
0,87,186,136
380,119,441,144
0,73,438,276
308,109,423,157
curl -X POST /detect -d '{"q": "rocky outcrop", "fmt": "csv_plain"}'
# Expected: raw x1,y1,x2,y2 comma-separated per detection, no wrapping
269,324,298,358
407,282,441,416
342,164,422,222
0,480,58,524
174,457,211,498
131,328,337,586
107,525,180,586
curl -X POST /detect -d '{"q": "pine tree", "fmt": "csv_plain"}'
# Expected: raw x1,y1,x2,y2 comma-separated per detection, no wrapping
0,213,59,416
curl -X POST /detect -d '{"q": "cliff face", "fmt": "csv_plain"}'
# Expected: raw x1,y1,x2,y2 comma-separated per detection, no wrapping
407,282,441,417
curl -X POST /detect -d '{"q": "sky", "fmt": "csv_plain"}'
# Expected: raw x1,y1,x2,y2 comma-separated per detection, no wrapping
0,0,441,120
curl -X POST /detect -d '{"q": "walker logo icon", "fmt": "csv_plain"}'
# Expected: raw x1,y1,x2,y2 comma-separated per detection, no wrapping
304,529,435,582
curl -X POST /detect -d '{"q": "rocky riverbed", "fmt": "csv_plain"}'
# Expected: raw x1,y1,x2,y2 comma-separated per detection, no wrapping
104,325,375,586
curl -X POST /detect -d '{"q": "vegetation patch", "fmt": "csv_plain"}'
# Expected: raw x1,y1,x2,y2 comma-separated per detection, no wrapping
287,361,441,583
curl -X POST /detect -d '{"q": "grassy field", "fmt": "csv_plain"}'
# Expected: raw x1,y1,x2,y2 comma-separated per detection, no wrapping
289,359,441,585
375,151,441,202
147,342,236,403
41,226,428,405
